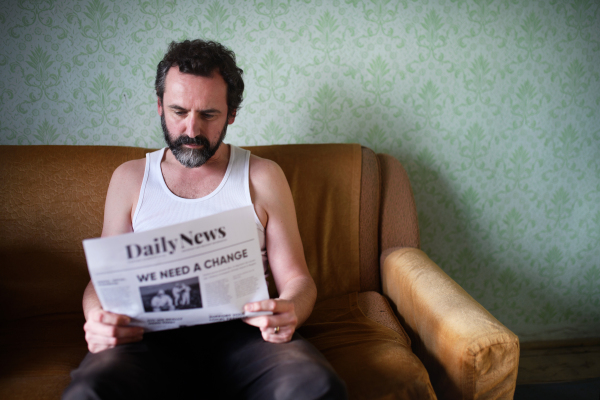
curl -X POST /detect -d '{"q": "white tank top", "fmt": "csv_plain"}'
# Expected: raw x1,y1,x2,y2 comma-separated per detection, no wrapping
132,145,268,274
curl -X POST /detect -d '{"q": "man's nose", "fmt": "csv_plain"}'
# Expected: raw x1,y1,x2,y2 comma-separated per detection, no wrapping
185,112,204,137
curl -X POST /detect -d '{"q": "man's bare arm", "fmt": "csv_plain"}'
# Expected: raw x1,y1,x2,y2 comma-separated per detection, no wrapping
243,156,317,343
83,159,146,353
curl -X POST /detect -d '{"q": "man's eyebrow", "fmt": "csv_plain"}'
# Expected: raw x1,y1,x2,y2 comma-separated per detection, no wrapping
167,105,222,114
199,109,222,114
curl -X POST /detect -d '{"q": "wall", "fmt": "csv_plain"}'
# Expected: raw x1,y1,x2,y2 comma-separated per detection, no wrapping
1,0,599,342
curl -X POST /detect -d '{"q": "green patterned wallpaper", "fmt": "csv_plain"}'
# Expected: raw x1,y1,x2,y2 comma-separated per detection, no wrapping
1,0,599,342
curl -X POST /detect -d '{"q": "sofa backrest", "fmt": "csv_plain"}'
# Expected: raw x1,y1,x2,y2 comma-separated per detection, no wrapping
0,144,376,320
377,153,420,253
247,144,363,301
0,145,148,320
357,149,421,294
0,144,420,321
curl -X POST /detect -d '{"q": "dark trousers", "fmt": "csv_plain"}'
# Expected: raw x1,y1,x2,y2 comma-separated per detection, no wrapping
63,320,347,400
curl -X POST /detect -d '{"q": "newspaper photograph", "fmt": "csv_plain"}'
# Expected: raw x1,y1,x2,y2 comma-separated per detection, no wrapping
83,206,271,332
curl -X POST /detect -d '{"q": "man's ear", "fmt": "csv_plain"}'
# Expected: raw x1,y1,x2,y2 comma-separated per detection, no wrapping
228,109,236,124
157,97,163,116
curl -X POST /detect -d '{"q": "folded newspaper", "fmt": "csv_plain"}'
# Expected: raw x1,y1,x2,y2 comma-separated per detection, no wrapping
83,206,271,332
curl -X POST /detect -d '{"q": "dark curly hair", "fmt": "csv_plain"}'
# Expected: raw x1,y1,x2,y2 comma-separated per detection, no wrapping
155,39,244,116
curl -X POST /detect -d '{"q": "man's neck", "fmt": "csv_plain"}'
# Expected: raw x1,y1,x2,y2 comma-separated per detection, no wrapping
160,143,231,199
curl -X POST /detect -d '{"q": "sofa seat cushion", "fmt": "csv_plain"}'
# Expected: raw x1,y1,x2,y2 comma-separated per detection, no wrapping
0,313,87,400
299,292,437,400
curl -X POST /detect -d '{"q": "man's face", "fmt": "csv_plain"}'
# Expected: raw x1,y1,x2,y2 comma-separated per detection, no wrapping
158,67,235,168
161,110,228,168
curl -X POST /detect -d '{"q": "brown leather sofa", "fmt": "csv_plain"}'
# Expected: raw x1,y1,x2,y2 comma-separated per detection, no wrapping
0,144,519,399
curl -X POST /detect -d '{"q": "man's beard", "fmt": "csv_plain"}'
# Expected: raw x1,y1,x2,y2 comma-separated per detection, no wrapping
161,113,228,168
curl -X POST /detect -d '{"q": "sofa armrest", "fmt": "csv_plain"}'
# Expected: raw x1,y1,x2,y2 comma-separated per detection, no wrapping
381,247,519,400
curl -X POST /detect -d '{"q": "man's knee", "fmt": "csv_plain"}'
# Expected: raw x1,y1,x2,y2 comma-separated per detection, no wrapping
62,379,105,400
260,351,347,400
63,346,165,400
63,363,117,400
63,351,127,400
290,360,347,400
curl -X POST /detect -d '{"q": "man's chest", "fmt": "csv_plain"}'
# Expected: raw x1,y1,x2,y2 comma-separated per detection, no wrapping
159,150,230,199
162,173,224,199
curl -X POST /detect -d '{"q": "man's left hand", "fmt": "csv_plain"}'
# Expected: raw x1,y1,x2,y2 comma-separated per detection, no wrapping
243,299,298,343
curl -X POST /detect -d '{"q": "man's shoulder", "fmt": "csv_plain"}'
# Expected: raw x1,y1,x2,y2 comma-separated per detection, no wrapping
112,157,147,181
247,153,291,210
107,157,147,198
248,154,286,186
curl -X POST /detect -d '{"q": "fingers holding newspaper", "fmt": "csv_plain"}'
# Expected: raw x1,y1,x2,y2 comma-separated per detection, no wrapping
84,308,145,353
243,299,298,343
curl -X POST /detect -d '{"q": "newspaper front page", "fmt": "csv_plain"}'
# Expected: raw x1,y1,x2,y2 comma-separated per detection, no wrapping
83,206,271,332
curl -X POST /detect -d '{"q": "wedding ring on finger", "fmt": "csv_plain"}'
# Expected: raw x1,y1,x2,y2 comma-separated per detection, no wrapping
273,326,280,334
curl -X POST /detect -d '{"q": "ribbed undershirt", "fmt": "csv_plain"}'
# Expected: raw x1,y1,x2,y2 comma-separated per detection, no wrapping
132,145,268,274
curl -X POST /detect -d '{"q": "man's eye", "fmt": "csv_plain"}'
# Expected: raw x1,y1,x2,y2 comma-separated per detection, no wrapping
175,111,186,116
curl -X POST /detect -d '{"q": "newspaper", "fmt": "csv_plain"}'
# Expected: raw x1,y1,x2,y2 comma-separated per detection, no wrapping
83,206,271,332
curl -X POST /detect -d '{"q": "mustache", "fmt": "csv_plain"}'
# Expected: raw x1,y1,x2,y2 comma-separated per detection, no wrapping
169,133,210,148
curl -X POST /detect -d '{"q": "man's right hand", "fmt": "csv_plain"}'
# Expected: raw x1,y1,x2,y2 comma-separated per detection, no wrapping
83,308,144,353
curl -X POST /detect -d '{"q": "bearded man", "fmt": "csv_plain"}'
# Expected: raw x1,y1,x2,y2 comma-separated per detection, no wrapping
63,39,347,400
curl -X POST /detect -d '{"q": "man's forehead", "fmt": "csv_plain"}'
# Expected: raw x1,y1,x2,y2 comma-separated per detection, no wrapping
164,66,224,91
162,67,228,110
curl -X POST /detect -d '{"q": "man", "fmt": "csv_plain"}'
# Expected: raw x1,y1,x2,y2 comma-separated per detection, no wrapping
172,283,183,307
178,283,191,307
150,290,175,312
63,40,347,400
172,282,191,308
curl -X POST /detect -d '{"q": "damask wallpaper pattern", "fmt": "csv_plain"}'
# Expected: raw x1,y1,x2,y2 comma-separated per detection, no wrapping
1,0,599,342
